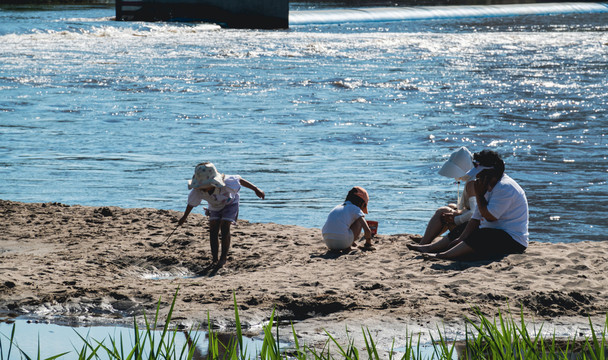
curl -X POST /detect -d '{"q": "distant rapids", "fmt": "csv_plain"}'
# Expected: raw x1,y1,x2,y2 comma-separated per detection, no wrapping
290,2,608,24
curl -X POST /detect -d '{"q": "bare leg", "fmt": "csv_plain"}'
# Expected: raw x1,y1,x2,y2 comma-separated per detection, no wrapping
436,241,474,260
209,220,220,262
420,206,453,245
407,235,452,253
218,220,232,267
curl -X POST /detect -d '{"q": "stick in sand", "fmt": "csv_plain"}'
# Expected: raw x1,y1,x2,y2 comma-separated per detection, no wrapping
158,224,180,247
153,217,205,248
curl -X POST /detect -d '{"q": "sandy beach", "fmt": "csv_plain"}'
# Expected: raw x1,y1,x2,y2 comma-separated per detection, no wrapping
1,199,607,351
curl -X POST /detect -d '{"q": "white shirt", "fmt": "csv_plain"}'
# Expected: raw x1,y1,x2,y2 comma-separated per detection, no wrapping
472,174,529,247
322,201,365,236
187,175,241,211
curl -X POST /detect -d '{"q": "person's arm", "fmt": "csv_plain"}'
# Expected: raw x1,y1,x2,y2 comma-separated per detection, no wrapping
454,181,477,225
453,208,472,225
441,211,457,226
239,178,265,199
356,217,373,244
178,204,194,226
474,177,498,222
454,196,477,225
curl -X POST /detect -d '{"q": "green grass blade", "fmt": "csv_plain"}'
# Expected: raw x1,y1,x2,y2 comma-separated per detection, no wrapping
152,287,179,358
261,308,279,360
364,328,380,360
232,292,246,360
324,329,350,359
7,323,16,360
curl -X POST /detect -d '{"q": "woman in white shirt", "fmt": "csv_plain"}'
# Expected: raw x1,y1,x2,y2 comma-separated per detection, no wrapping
408,150,529,260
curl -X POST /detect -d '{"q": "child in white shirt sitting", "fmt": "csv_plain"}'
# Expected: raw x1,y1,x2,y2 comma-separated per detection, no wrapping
322,186,373,251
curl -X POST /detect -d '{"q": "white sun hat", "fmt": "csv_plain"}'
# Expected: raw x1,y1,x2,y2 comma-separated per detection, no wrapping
188,162,225,190
438,147,474,180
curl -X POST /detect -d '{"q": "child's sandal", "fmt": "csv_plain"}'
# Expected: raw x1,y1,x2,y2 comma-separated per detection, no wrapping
360,242,375,251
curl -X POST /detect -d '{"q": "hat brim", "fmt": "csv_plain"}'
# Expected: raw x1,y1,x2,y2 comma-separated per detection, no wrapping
438,147,474,179
188,175,225,190
438,162,467,179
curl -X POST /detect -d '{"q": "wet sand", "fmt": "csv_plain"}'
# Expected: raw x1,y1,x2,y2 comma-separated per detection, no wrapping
1,199,607,351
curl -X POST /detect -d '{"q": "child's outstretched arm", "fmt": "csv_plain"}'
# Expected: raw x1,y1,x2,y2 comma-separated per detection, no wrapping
178,204,194,226
239,178,265,199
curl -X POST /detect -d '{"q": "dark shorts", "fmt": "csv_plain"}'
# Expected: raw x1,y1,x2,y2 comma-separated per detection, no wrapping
463,228,526,257
447,222,468,241
208,201,239,223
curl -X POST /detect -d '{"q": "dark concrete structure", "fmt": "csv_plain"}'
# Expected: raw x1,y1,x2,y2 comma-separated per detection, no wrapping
115,0,289,29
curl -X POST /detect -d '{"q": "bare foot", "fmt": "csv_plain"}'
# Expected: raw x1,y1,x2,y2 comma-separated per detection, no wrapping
422,253,440,261
216,258,226,268
407,243,430,253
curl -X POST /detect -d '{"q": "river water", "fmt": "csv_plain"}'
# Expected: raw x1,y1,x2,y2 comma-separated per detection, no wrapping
1,3,606,243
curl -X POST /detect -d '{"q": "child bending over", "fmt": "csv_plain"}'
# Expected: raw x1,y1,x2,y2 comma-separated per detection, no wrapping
178,162,264,267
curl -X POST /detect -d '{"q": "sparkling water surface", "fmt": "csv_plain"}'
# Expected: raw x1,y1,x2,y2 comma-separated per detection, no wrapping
1,4,606,243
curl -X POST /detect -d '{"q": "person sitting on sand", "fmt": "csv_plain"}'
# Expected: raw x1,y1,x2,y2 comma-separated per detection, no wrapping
322,186,373,251
419,180,477,245
408,150,528,260
419,147,479,245
178,162,265,267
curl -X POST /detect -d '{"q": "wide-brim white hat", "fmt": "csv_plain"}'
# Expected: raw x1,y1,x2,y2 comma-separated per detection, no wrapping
438,147,474,180
188,162,225,190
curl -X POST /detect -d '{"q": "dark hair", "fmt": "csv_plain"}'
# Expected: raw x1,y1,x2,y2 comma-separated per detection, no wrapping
345,189,366,209
474,150,505,179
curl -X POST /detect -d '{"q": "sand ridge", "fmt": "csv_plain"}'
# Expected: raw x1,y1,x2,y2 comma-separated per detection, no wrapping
1,199,606,347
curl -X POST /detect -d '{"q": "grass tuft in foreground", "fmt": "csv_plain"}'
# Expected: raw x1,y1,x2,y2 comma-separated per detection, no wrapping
1,288,607,359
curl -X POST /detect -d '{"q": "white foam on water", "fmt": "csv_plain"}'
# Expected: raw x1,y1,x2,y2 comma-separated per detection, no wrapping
290,2,608,25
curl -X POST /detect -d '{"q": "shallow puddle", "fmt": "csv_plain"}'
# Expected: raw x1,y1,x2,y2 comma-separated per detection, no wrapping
0,318,276,359
392,344,456,359
3,317,599,359
140,271,196,280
